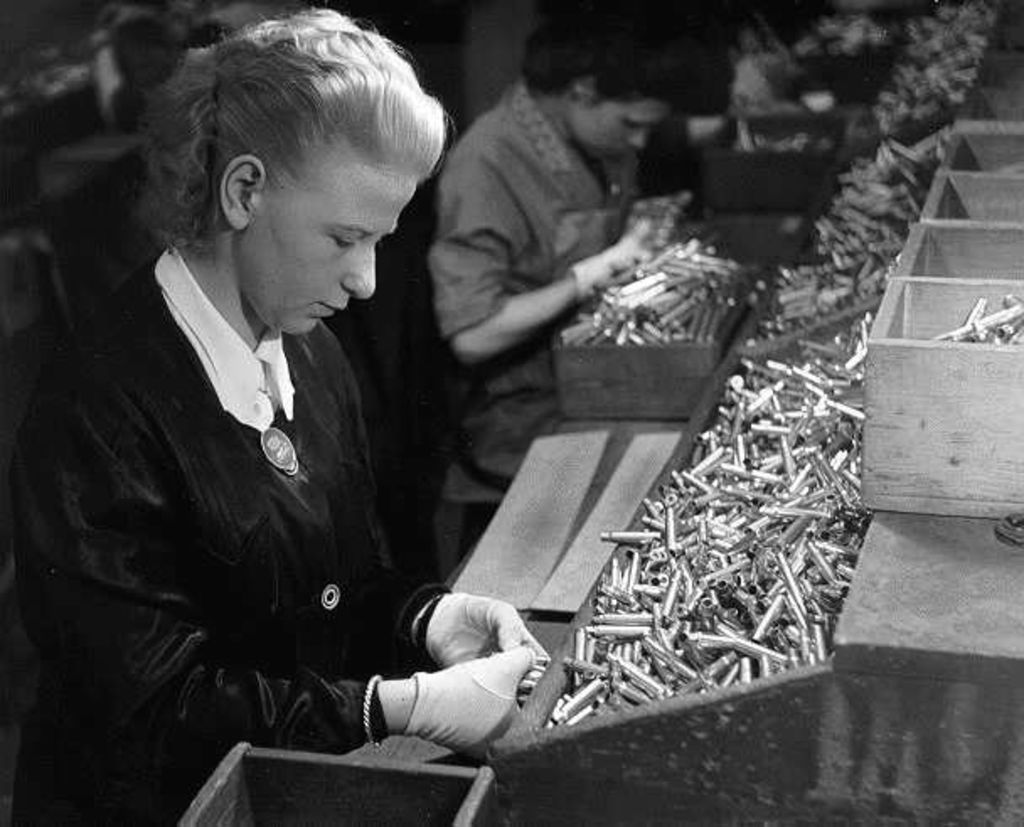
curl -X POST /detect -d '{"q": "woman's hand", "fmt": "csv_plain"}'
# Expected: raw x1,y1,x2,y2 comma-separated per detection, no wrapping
570,220,653,300
425,592,548,667
381,647,536,758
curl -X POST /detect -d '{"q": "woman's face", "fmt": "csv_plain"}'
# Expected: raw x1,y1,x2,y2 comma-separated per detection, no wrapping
566,96,669,160
235,143,419,337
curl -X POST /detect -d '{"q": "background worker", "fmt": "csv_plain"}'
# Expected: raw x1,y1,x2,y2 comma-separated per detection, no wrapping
429,15,693,553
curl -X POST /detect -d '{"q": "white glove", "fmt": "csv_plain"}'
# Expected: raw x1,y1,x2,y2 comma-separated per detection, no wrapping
405,647,536,758
426,592,548,667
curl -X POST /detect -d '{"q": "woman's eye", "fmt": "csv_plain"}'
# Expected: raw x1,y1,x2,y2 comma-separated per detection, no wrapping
333,238,353,249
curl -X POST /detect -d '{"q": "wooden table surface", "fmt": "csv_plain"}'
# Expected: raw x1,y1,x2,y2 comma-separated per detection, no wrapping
836,509,1024,684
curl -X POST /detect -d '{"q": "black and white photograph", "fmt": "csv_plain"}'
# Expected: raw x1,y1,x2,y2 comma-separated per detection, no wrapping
0,0,1019,823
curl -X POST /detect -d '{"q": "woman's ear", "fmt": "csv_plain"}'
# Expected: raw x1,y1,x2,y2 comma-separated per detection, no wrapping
220,154,267,231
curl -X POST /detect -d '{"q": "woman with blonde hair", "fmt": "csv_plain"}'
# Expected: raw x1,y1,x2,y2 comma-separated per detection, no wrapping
12,9,542,823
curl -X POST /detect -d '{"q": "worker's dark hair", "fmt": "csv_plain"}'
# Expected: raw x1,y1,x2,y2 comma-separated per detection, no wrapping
521,14,700,105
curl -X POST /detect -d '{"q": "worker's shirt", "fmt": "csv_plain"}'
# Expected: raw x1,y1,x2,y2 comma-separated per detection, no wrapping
429,80,636,499
155,249,295,432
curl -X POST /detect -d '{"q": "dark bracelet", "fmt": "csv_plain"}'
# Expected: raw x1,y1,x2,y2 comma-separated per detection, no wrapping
412,592,446,653
362,675,386,747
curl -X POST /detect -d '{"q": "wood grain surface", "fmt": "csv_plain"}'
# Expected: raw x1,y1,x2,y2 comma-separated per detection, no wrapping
453,431,609,608
836,510,1024,682
530,431,682,613
865,279,1024,516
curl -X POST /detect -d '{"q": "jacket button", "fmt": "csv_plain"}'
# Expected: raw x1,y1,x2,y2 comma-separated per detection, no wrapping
321,583,341,611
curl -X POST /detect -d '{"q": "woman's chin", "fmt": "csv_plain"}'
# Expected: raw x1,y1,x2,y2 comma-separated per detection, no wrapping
282,316,321,335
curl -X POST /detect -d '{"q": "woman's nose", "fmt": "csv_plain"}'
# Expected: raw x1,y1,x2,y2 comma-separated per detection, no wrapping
341,246,376,299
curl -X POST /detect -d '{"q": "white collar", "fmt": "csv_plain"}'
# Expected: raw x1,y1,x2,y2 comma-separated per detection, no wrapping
155,249,295,432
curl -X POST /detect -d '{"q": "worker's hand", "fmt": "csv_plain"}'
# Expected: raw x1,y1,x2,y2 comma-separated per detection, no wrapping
731,52,802,116
405,647,536,758
426,592,548,667
570,221,653,300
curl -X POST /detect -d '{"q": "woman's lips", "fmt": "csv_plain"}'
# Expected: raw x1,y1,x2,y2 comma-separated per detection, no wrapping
315,301,347,316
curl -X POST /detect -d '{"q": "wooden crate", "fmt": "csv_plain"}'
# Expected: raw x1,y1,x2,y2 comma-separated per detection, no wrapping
700,114,844,214
554,273,756,420
701,213,811,264
959,52,1024,120
180,744,496,826
940,120,1024,172
991,1,1024,51
892,221,1024,280
960,86,1024,121
920,170,1024,223
977,51,1024,87
554,338,724,420
864,277,1024,517
800,46,898,105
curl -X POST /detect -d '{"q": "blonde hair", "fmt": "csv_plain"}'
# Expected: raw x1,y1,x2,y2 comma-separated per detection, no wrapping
140,8,447,248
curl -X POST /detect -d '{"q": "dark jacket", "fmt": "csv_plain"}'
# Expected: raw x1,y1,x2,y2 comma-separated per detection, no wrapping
11,265,439,824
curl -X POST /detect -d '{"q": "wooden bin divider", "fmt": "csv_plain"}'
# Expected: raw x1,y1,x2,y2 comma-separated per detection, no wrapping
920,169,1024,224
529,430,683,614
940,119,1024,172
961,86,1024,121
452,431,609,610
891,221,1024,280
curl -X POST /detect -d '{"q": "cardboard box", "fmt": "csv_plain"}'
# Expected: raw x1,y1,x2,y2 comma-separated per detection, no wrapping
181,744,496,826
920,170,1024,223
864,276,1024,517
892,221,1024,280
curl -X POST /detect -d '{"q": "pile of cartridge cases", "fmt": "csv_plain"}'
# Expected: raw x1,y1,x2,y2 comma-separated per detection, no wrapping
792,14,894,58
547,318,871,728
874,1,995,138
754,0,994,341
933,295,1024,344
558,239,747,348
763,136,937,331
734,119,837,154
